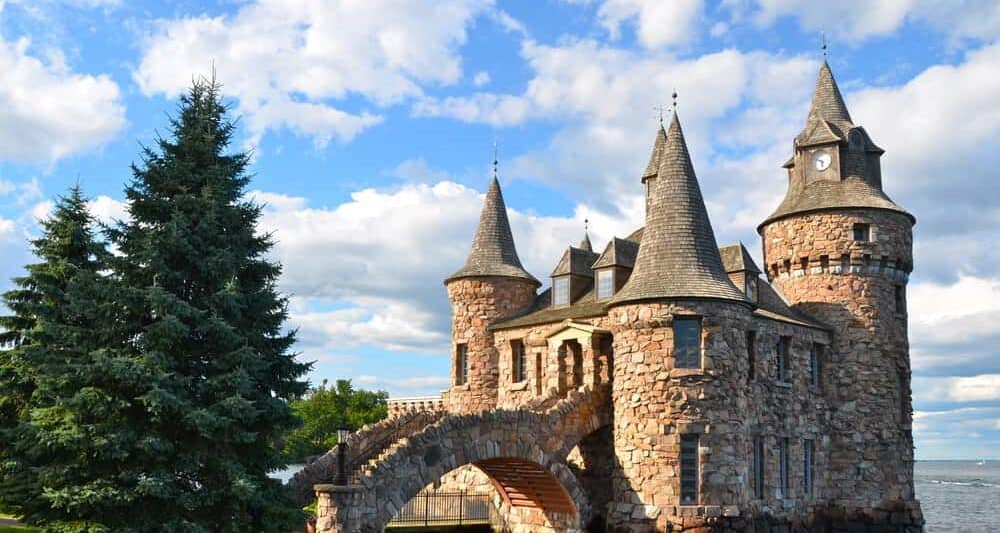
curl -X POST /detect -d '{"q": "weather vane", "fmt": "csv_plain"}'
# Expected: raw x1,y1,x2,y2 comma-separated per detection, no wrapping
492,139,499,178
653,105,669,125
672,89,678,110
821,29,828,58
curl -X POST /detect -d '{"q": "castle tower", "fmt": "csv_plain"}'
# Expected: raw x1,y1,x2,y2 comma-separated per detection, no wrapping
758,61,918,512
444,174,539,413
606,111,753,530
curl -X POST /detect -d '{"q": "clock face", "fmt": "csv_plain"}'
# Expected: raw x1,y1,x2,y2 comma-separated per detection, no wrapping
812,150,832,171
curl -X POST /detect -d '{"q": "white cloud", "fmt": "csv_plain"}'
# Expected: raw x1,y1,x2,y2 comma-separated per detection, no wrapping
134,0,494,148
913,375,1000,403
597,0,704,48
728,0,1000,42
0,35,125,163
87,195,128,225
472,71,491,87
355,375,451,396
0,218,15,242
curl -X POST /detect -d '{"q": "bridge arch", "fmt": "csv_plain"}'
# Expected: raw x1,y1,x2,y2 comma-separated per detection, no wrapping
325,385,610,532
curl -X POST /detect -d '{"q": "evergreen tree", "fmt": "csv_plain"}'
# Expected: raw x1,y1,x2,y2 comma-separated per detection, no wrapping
0,186,118,530
104,75,310,531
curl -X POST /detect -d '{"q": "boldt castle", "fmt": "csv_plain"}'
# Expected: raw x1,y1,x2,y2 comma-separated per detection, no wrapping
295,60,924,532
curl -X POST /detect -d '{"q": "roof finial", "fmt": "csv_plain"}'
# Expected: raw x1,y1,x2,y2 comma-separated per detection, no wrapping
653,104,668,126
821,28,828,58
671,89,678,110
492,139,499,180
584,218,589,233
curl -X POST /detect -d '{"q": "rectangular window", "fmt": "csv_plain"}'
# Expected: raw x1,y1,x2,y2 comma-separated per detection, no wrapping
852,223,871,242
553,277,570,306
745,274,757,301
894,285,905,313
804,439,814,496
511,340,526,383
777,336,791,382
753,436,765,499
597,269,614,299
747,331,757,381
680,434,699,504
810,343,821,390
673,318,702,369
779,438,789,498
455,344,468,386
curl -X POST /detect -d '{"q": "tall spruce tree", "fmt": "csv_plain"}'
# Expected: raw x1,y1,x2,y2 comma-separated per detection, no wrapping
0,186,118,530
105,76,310,531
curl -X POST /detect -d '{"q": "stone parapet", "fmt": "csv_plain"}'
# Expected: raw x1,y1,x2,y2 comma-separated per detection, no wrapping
386,395,445,418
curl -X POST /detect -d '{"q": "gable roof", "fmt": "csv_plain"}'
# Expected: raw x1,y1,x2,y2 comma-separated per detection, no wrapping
719,242,761,274
592,237,640,269
609,111,748,305
551,246,601,277
446,177,539,285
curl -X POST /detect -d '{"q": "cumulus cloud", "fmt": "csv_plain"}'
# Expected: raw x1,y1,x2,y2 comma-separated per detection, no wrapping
913,375,1000,403
134,0,495,148
597,0,704,48
727,0,1000,42
0,35,125,163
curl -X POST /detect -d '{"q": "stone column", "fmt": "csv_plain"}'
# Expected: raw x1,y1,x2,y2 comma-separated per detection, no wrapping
314,484,366,533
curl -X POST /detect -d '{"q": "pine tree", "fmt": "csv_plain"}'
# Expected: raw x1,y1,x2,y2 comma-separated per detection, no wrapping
104,75,310,531
0,186,118,530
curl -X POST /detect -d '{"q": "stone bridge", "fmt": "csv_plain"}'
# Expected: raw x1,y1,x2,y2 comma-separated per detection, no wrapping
312,384,612,532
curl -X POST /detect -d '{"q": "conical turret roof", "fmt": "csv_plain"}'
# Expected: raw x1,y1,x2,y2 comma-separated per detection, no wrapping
446,177,539,285
579,231,593,252
610,112,748,305
796,60,853,146
642,125,668,181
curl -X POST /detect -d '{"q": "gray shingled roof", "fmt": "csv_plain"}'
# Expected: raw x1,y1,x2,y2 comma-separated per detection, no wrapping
762,62,914,228
795,61,852,147
551,246,600,277
592,237,639,269
609,112,749,305
446,177,540,285
579,232,593,252
642,125,667,181
719,242,761,274
490,287,606,330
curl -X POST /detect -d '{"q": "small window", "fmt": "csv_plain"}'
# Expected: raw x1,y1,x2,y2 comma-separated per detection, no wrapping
753,435,764,499
597,269,614,299
511,340,526,383
680,434,699,504
820,255,829,271
779,437,789,498
810,343,822,389
894,285,905,313
455,344,468,386
745,274,757,301
673,318,702,369
804,439,815,496
777,336,791,382
852,223,871,242
553,277,570,306
747,331,757,382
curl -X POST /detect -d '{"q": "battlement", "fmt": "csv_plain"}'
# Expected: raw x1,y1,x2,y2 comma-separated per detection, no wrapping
387,395,445,418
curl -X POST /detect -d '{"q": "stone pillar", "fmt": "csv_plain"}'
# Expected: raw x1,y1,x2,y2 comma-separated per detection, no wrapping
314,484,366,533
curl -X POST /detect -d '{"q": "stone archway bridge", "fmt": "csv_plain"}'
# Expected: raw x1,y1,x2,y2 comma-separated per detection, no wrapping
295,383,611,533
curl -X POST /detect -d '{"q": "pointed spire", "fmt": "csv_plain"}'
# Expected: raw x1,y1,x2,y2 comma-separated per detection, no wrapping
579,219,593,252
797,61,853,146
642,124,668,181
611,111,747,305
446,175,539,286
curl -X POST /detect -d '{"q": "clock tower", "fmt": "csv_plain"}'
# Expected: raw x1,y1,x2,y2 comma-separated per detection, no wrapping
759,60,921,520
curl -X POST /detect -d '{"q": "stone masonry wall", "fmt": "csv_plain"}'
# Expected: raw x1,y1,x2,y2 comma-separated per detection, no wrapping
444,277,537,413
762,210,918,514
607,300,753,532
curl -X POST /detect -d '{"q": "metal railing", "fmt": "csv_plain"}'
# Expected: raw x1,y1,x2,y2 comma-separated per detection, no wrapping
386,491,495,527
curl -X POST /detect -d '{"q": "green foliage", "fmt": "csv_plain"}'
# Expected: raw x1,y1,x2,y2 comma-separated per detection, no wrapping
0,76,311,532
283,380,388,462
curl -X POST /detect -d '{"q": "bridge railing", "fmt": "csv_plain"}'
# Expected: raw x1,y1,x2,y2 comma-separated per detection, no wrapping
386,491,495,528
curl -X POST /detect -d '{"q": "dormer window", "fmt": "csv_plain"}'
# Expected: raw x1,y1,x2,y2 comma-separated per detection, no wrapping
852,223,871,242
596,269,614,299
553,277,570,307
745,274,758,302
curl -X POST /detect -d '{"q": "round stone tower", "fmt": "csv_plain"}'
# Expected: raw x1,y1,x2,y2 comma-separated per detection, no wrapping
606,111,754,531
444,175,538,413
759,61,918,514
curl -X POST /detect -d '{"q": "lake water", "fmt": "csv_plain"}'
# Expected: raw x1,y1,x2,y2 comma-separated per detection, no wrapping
275,460,999,531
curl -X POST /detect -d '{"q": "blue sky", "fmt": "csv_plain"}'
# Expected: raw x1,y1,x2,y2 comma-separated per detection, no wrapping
0,0,998,460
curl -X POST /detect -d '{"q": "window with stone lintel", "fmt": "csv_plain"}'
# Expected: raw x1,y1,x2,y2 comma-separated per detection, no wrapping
511,340,526,383
673,317,702,369
455,344,468,386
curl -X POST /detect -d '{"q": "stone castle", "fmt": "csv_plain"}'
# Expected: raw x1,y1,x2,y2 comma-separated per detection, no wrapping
297,61,924,532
